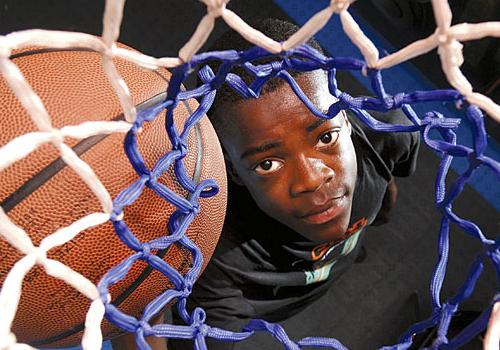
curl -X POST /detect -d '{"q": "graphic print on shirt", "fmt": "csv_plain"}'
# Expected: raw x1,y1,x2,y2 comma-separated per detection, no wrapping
304,218,365,285
305,260,337,284
310,217,368,262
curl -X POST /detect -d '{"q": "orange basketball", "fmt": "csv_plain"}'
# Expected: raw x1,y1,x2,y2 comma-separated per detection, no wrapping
0,45,227,347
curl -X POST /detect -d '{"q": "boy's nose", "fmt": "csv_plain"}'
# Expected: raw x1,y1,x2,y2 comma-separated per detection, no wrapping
289,156,334,197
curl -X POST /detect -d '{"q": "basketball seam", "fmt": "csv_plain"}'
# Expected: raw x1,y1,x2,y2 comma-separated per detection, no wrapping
1,92,169,213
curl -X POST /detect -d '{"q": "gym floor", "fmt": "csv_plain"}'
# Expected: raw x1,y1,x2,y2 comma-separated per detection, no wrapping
0,0,498,349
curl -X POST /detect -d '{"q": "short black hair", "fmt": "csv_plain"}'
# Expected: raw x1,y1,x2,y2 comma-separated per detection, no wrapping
202,18,325,130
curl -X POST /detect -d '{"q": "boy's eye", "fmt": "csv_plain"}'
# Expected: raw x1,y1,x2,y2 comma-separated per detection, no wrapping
253,159,283,175
317,130,340,147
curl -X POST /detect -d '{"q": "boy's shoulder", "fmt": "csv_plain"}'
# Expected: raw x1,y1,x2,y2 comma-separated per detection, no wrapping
347,109,420,178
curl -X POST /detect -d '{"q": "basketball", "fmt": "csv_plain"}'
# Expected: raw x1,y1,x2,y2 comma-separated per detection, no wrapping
0,45,227,347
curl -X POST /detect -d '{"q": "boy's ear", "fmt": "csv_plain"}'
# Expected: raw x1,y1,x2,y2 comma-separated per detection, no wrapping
224,153,244,186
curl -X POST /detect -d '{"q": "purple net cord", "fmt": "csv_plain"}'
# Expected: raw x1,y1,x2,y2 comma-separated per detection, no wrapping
95,43,500,349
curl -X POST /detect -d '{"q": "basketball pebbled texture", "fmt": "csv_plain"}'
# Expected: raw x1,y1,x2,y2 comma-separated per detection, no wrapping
0,45,227,347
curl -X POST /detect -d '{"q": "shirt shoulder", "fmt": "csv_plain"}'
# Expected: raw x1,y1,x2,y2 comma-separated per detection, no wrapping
348,109,420,177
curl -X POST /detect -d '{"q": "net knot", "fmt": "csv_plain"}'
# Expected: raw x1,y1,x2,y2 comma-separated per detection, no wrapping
30,247,47,265
434,334,449,347
137,320,152,335
197,323,210,338
337,92,354,109
468,152,482,169
442,301,458,314
140,173,155,187
141,242,152,258
50,129,64,145
422,115,442,128
437,31,451,45
206,0,227,18
191,203,201,215
181,282,193,298
271,61,284,74
191,307,210,337
174,140,188,158
103,43,116,58
330,0,350,13
338,92,358,109
98,289,112,305
131,120,144,134
181,203,200,216
392,93,405,108
431,302,458,347
422,114,460,129
111,209,124,222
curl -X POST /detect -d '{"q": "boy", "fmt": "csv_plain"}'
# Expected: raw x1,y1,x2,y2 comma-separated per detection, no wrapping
168,18,419,349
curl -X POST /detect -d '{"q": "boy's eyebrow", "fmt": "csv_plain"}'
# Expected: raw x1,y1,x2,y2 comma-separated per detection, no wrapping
239,113,333,160
240,141,282,160
305,118,328,132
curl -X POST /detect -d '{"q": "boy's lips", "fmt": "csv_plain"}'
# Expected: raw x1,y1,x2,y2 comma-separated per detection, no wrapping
299,195,347,225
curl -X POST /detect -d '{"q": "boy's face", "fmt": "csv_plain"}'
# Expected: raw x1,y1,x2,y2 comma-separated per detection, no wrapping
217,72,357,243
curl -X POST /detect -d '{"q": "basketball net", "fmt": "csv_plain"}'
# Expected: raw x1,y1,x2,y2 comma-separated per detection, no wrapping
0,0,499,349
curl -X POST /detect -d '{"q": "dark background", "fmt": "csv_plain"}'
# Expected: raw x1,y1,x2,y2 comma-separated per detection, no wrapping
0,1,498,349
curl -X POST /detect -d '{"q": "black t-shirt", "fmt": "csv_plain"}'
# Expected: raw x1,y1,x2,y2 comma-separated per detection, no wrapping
170,109,420,343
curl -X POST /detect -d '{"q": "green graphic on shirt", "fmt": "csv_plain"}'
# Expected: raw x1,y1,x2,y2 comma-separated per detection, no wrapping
304,230,362,285
305,260,337,285
341,230,361,256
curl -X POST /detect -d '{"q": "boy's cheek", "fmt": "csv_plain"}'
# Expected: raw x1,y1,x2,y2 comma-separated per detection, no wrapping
245,183,289,218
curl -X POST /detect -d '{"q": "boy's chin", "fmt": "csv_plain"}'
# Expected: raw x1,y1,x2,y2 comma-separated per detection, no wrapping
297,217,351,243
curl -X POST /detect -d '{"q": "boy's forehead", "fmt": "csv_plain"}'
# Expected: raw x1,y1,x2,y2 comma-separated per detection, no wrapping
250,71,333,112
221,71,336,130
216,72,342,152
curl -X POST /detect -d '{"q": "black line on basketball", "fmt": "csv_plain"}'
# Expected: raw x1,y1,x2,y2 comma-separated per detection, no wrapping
1,92,168,213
